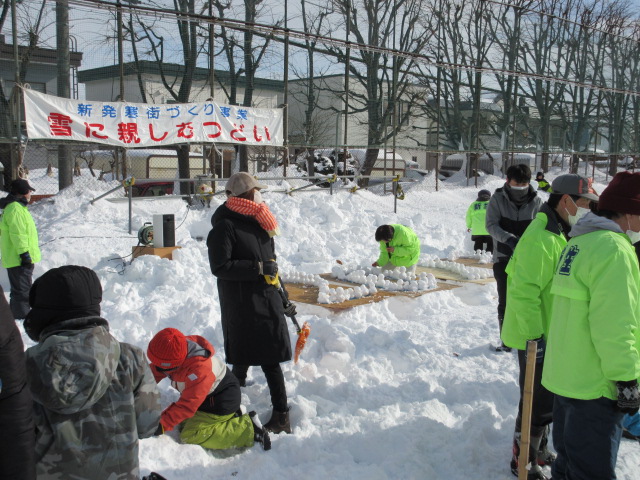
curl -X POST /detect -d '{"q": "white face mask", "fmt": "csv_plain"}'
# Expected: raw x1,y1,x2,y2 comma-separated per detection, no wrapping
626,215,640,245
253,190,264,204
566,198,590,226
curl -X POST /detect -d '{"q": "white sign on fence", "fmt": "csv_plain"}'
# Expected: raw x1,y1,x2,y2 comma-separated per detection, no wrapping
23,89,284,147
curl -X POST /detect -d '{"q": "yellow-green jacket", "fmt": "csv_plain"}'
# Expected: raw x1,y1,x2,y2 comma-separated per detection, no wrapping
542,213,640,401
0,196,41,268
376,224,420,267
465,200,490,236
502,204,569,350
537,179,552,193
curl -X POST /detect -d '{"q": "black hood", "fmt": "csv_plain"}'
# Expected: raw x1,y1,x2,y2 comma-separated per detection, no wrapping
0,194,27,209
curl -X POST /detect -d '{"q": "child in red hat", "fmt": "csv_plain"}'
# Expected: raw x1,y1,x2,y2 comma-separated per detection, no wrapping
147,328,270,450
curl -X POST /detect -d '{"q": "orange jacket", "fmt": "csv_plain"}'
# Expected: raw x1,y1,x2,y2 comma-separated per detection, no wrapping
150,335,226,431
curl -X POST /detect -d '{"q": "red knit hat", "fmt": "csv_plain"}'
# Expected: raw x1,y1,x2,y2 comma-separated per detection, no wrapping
147,328,188,369
598,171,640,215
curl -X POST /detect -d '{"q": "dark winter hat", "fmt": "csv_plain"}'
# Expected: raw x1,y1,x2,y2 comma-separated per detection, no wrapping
536,171,544,178
10,178,36,195
24,265,102,341
477,189,491,201
225,172,268,197
551,174,599,202
598,171,640,215
147,328,188,369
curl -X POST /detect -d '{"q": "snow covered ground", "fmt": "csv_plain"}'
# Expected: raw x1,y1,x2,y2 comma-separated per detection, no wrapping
5,169,639,479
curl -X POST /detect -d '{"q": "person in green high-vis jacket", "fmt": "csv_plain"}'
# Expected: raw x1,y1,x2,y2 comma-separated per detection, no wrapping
372,224,421,274
535,171,553,193
542,172,640,480
0,179,41,319
465,189,493,253
501,174,598,479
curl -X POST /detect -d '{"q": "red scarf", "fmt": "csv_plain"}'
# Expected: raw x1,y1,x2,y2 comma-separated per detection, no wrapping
226,197,280,237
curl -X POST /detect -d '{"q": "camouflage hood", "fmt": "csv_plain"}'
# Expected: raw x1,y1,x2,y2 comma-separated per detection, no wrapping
26,316,120,414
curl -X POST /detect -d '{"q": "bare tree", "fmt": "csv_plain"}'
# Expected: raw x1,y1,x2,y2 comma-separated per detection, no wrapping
319,0,431,183
0,0,51,186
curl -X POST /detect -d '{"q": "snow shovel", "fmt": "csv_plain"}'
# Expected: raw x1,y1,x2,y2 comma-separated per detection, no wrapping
518,340,538,480
275,280,310,364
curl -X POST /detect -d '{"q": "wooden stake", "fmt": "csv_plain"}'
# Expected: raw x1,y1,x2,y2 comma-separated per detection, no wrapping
519,340,538,480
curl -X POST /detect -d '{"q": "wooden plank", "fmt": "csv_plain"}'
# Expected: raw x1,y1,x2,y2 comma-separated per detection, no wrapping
415,265,494,285
285,281,460,312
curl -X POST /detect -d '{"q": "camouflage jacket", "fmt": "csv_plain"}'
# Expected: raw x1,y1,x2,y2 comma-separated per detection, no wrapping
25,317,161,480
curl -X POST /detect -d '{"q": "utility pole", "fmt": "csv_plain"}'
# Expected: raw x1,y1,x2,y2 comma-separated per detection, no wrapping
57,0,72,190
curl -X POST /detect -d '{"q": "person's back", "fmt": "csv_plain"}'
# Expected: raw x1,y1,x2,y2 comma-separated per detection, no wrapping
466,190,492,252
24,265,161,479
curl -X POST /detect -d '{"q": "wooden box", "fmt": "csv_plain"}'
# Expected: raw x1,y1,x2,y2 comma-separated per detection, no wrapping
132,245,181,260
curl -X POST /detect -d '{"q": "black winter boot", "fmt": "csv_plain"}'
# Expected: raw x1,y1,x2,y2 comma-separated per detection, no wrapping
510,432,549,479
249,411,271,451
142,473,168,480
264,407,292,434
536,426,556,467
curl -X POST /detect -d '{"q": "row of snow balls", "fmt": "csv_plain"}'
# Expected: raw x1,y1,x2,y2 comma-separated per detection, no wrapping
422,258,493,280
282,266,438,305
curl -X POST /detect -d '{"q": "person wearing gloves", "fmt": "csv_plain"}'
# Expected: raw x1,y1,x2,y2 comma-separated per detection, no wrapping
372,224,421,274
0,178,40,319
465,189,493,253
147,327,270,450
486,164,543,351
542,171,640,480
23,265,162,480
501,174,598,479
207,172,293,434
0,285,35,480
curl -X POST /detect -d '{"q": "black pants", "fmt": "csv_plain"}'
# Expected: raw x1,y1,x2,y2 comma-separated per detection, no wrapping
515,349,554,437
552,396,623,480
0,384,36,480
492,260,508,331
471,235,493,253
7,265,34,320
232,363,288,412
197,368,242,416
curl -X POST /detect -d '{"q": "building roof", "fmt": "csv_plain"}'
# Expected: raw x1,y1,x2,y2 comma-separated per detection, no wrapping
78,61,284,90
0,35,82,67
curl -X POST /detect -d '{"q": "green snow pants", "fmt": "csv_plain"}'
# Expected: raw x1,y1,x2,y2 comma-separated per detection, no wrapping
180,411,254,450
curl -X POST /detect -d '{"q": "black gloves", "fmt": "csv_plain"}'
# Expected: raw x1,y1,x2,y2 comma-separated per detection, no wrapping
525,337,546,364
616,380,640,414
283,301,297,318
505,237,519,251
153,423,165,436
260,260,278,277
20,252,32,266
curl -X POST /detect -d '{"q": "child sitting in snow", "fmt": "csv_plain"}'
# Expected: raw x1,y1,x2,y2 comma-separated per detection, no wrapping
147,327,271,451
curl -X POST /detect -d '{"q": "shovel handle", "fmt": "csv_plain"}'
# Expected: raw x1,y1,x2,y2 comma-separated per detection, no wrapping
518,340,538,480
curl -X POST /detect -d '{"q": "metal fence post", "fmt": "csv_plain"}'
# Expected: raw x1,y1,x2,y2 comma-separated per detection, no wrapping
128,184,132,234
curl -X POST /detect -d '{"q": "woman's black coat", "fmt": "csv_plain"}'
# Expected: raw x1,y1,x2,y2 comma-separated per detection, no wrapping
207,203,292,366
0,285,36,479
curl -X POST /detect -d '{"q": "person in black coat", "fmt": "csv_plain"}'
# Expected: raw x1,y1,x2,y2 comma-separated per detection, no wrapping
207,172,292,434
0,284,36,479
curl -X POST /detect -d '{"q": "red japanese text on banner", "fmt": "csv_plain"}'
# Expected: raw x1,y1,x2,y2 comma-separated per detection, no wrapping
23,89,284,147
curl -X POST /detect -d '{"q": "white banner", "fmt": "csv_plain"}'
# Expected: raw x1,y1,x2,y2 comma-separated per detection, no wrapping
23,89,284,147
